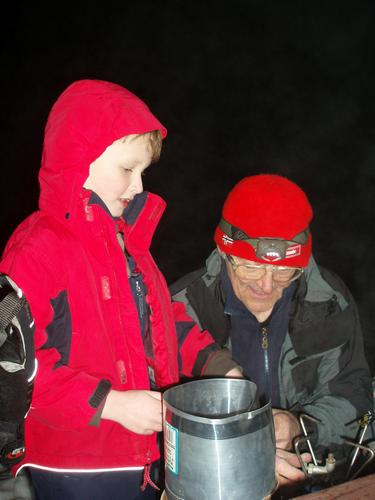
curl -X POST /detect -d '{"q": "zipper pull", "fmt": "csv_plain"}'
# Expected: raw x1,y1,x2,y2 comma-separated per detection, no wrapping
116,360,127,384
141,453,160,492
261,326,268,349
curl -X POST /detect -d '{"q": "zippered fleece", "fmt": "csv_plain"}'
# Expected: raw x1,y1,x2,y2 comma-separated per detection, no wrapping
171,249,373,458
0,80,220,472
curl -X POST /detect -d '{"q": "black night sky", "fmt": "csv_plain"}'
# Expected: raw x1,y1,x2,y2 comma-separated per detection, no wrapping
1,2,374,373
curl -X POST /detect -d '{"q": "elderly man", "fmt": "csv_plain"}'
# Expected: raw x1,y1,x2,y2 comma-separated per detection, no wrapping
171,174,373,486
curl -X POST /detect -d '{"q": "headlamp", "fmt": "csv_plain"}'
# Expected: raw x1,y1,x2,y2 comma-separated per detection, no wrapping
219,218,310,263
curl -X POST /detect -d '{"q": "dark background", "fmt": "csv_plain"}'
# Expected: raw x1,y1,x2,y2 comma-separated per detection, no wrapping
1,2,374,373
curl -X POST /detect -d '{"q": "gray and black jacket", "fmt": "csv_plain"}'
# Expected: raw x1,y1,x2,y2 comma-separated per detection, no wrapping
170,249,373,459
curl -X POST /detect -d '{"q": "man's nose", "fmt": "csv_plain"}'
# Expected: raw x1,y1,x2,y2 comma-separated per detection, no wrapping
257,269,274,293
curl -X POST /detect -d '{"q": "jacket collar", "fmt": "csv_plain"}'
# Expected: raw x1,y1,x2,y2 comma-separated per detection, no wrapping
68,189,166,255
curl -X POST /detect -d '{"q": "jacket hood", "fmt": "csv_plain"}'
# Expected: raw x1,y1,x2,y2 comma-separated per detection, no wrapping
38,79,167,219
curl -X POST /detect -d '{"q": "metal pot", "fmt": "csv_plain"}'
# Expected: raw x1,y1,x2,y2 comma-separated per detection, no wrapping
163,378,276,500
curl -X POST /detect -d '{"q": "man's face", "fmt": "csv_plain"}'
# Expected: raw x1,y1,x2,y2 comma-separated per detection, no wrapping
224,253,295,322
83,134,153,217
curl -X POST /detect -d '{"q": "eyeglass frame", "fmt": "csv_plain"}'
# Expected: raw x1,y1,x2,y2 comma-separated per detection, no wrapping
225,254,304,283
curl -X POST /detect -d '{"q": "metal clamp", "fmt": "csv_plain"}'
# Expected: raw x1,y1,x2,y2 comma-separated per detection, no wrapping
294,413,336,478
344,410,375,481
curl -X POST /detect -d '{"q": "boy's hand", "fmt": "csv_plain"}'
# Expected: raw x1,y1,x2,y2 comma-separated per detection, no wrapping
102,389,162,435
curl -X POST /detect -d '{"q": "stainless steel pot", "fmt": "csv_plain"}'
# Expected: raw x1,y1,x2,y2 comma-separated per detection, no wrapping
163,378,276,500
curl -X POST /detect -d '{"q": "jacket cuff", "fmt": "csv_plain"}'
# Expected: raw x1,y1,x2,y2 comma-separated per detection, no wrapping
88,379,112,409
89,401,106,427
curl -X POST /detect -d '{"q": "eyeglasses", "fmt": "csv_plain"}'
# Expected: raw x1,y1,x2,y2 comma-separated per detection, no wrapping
225,255,304,284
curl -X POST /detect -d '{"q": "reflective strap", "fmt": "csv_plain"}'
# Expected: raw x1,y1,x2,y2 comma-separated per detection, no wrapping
0,292,25,330
219,219,259,249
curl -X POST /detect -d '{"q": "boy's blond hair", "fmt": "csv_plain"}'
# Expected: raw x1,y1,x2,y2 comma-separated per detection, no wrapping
146,129,163,163
124,130,162,164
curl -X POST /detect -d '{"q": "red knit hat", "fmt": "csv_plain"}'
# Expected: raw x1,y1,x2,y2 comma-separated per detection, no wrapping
214,174,313,267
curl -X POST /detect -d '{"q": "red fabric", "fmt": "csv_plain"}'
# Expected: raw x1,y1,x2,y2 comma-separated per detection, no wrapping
214,174,313,267
173,302,216,376
0,80,212,472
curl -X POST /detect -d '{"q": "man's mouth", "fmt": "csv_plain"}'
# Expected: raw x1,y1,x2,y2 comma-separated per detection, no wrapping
247,285,273,298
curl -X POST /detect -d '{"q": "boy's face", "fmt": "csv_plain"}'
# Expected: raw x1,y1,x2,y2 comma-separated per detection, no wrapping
84,134,153,217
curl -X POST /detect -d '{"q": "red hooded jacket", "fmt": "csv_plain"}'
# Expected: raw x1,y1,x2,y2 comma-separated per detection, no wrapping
0,80,219,472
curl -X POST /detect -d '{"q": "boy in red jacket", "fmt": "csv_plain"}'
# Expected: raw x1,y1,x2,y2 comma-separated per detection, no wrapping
0,79,240,500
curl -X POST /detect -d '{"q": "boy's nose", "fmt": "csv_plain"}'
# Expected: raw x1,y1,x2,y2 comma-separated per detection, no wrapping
131,175,144,195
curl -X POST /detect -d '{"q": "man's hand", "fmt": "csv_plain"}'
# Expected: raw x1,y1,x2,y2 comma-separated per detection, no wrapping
225,367,243,378
102,390,162,435
273,408,301,450
276,448,311,486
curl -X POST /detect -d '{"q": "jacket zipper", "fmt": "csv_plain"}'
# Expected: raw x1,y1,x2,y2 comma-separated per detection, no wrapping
135,279,144,318
261,326,271,401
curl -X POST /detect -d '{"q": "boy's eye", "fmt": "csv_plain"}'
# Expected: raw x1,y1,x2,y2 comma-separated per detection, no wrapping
121,166,147,176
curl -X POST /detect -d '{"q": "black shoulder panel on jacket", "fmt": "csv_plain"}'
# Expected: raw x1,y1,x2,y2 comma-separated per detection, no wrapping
290,267,357,356
290,299,355,356
169,267,207,296
42,290,72,368
185,278,230,347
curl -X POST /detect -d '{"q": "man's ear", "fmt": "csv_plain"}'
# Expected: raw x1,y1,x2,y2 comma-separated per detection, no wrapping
216,246,226,259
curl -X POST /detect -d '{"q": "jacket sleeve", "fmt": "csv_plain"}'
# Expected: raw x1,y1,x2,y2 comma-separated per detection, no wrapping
0,226,110,432
287,281,373,456
172,301,240,378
